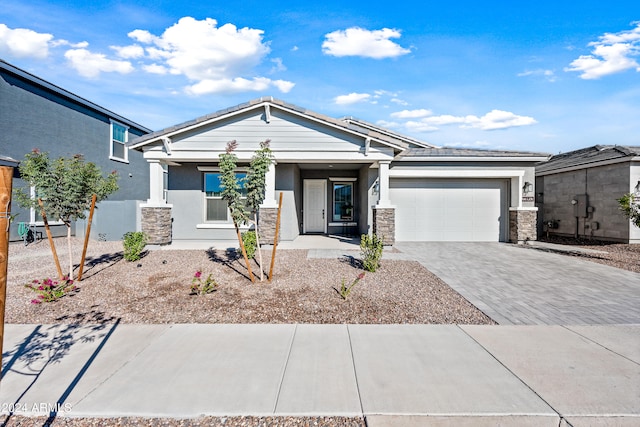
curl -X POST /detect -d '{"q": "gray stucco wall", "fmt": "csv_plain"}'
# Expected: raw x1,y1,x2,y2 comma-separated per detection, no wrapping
0,67,149,241
538,163,631,241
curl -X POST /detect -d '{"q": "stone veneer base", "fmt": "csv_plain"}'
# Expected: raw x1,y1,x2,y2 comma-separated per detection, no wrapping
509,208,538,244
141,206,172,245
373,207,395,246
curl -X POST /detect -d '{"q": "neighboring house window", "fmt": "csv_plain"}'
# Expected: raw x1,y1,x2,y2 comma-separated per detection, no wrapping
333,182,353,221
110,121,129,163
29,186,62,225
204,172,246,222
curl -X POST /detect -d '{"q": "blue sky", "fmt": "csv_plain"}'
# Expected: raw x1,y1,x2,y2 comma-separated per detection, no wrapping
2,0,640,154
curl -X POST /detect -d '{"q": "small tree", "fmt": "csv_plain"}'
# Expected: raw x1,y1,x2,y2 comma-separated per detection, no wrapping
219,141,255,282
618,193,640,228
14,149,118,279
245,140,273,281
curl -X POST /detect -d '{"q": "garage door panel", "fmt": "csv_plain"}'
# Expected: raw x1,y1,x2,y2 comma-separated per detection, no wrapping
391,179,506,242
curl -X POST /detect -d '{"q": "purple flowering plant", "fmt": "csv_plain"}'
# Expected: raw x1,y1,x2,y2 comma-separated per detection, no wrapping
337,272,366,300
190,270,218,295
25,277,78,303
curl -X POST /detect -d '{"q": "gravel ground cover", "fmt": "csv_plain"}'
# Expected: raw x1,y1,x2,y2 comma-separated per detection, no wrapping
5,238,494,325
536,236,640,273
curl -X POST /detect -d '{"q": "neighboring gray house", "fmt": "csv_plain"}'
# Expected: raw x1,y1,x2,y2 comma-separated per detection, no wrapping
536,145,640,244
129,97,548,245
0,59,152,241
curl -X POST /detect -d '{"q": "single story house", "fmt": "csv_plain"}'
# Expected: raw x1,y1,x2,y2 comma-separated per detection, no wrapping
128,97,548,245
535,145,640,244
0,59,152,242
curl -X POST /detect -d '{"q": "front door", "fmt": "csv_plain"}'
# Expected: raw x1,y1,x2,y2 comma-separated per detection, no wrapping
303,179,326,233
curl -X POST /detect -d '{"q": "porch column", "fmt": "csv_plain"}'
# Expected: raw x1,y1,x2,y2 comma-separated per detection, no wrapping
260,162,278,208
259,162,279,243
141,160,172,245
376,160,392,207
147,160,165,205
374,160,395,245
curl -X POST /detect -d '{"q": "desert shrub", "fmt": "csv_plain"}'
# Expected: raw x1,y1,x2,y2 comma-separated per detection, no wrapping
190,271,218,295
241,230,257,259
123,231,148,262
26,277,77,303
337,272,365,300
360,233,384,272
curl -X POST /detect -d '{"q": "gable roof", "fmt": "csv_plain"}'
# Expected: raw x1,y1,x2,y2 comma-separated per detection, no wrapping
537,145,640,174
128,97,419,152
398,146,549,161
0,59,151,134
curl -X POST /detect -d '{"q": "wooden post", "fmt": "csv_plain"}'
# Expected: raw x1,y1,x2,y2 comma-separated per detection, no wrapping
0,162,17,379
233,220,255,283
77,194,97,281
268,192,283,282
38,198,63,280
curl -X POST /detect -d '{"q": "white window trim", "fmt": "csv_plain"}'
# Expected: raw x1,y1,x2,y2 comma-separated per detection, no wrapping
109,120,129,164
332,181,355,222
202,169,247,224
29,187,63,226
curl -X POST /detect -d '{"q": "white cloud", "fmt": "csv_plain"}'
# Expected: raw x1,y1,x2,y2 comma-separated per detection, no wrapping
391,109,537,132
565,22,640,79
391,109,432,119
322,27,411,59
334,92,372,105
111,44,145,59
143,63,169,74
272,79,295,93
462,110,537,130
128,29,156,44
0,24,52,58
129,17,293,95
518,69,556,82
52,40,88,48
270,57,286,73
404,120,439,132
390,98,409,106
64,48,134,78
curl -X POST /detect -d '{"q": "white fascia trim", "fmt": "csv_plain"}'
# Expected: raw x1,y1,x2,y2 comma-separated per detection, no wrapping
397,156,549,162
389,169,525,178
509,207,538,211
141,203,174,208
536,157,640,176
145,151,394,162
196,223,251,229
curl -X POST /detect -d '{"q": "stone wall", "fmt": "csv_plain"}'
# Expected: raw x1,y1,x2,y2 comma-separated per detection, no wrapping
509,209,537,244
258,207,279,244
373,207,395,245
141,206,172,245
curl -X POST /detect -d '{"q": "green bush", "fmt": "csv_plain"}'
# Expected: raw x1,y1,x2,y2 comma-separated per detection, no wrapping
241,230,257,259
360,233,384,272
123,231,148,262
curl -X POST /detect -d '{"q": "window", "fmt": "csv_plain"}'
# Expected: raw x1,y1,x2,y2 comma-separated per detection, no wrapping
204,172,246,222
110,121,129,162
333,182,353,221
29,186,62,225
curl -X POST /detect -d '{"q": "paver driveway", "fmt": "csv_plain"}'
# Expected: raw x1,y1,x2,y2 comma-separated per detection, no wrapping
394,242,640,325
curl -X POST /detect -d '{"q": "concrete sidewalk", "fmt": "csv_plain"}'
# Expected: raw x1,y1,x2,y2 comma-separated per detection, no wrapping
1,324,638,426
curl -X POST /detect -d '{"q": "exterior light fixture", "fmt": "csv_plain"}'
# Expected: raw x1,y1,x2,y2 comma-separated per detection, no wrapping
522,181,533,193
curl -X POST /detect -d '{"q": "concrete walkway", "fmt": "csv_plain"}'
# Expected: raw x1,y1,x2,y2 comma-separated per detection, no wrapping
393,242,640,325
1,324,638,426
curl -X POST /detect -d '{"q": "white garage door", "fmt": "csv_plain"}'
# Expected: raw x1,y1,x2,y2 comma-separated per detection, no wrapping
390,179,507,242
